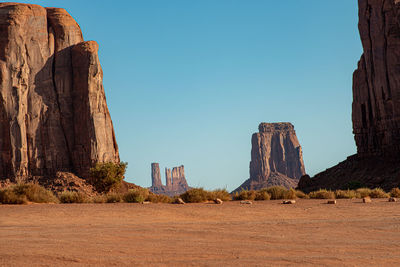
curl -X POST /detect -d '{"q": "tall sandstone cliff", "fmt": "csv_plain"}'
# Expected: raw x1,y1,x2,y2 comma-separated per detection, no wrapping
299,0,400,192
234,123,306,191
0,3,119,181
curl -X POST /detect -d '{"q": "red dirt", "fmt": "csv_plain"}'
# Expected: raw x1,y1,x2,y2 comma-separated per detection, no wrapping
1,199,399,266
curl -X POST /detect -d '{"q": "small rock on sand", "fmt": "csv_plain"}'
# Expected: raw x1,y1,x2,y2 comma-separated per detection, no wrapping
214,198,223,204
283,200,296,204
174,198,185,204
327,200,337,204
240,200,252,205
363,197,372,203
389,197,397,202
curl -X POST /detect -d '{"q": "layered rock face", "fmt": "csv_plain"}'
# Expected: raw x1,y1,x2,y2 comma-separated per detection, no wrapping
151,163,162,188
352,0,400,156
299,0,400,192
0,3,119,181
149,164,190,196
234,123,306,192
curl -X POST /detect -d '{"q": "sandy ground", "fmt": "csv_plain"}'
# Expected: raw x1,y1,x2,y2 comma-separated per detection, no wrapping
0,199,400,266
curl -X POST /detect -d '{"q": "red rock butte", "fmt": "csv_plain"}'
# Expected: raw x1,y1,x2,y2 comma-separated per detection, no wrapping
299,0,400,191
0,3,119,181
234,122,306,192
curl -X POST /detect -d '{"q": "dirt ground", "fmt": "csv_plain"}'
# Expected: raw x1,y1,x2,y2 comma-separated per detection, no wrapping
0,199,399,266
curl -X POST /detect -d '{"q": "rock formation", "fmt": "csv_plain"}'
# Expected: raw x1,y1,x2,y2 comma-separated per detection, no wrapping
299,0,400,192
149,164,190,196
151,163,162,188
234,123,306,192
0,3,119,182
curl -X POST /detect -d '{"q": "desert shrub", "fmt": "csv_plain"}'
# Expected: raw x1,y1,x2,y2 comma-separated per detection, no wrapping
390,188,400,198
0,189,27,204
255,189,271,201
91,195,106,203
266,186,289,200
369,188,389,198
233,190,257,201
12,183,58,203
295,190,308,199
207,189,232,201
147,193,172,203
123,188,149,203
308,189,335,199
335,189,357,199
89,162,127,192
105,192,123,203
59,191,88,203
180,188,210,203
345,180,366,190
285,188,297,200
356,188,372,198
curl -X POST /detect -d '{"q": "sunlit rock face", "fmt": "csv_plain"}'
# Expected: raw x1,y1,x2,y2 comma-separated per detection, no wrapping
0,3,119,181
234,123,306,192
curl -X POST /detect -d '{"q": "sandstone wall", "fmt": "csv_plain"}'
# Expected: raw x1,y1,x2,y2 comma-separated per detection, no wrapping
0,3,119,180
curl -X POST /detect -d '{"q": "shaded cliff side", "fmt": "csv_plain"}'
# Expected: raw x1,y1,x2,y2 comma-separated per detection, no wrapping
299,0,400,192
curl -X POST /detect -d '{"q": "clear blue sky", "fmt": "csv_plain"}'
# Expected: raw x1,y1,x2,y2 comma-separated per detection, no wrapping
14,0,361,191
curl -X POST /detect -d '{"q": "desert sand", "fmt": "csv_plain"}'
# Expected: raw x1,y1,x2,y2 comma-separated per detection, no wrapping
1,199,399,266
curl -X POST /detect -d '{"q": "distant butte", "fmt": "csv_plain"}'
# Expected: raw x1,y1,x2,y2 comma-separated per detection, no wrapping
149,163,190,196
234,122,306,192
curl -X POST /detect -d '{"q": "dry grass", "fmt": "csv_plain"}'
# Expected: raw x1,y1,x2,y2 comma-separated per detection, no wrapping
335,190,357,199
266,186,289,200
254,189,271,201
0,183,58,204
356,188,372,198
59,191,88,203
207,189,232,201
147,194,173,203
390,188,400,198
123,188,150,203
369,188,390,198
105,193,123,203
308,189,335,199
233,190,256,201
179,188,211,203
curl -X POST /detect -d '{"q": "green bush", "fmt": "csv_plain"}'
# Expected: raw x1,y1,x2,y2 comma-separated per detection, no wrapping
147,193,172,203
335,190,357,199
59,191,88,203
123,188,149,203
266,186,289,200
207,189,232,201
308,189,335,199
369,188,389,198
390,188,400,198
255,189,271,201
356,188,372,198
180,188,209,203
89,162,127,192
105,193,123,203
0,189,27,204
